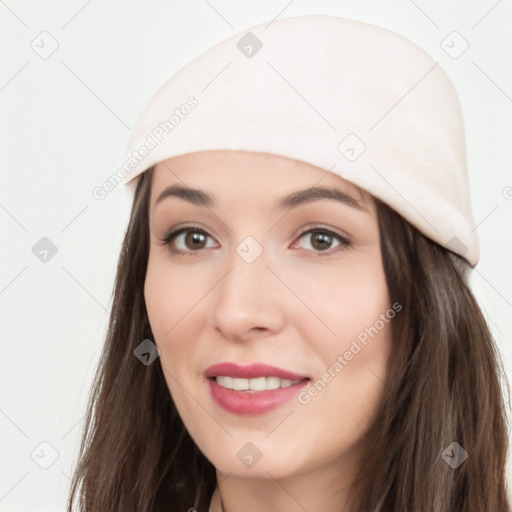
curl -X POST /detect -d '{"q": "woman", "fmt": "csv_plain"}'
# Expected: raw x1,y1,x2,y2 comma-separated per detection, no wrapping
67,14,511,512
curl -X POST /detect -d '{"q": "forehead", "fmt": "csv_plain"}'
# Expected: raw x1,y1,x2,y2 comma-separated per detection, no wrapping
150,150,374,207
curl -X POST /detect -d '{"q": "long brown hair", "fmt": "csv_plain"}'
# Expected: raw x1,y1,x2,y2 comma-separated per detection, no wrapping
67,166,511,511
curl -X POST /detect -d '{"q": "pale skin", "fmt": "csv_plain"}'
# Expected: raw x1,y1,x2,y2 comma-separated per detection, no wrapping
144,150,393,512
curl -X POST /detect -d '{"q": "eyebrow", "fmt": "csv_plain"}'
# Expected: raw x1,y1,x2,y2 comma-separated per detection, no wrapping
154,183,368,212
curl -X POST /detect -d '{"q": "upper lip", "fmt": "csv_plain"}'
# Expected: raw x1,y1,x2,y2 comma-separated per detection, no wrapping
204,362,310,381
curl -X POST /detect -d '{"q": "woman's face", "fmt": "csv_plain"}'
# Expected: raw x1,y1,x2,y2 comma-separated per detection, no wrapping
145,150,393,481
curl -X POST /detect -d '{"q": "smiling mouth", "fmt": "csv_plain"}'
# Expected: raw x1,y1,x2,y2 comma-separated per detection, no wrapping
207,375,310,415
204,362,312,414
212,375,308,392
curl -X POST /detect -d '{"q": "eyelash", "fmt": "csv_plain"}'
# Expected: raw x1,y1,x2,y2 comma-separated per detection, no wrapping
160,225,352,257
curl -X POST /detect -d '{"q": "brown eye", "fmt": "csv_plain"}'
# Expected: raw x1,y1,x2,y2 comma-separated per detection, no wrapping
310,232,334,251
184,231,207,250
293,228,351,254
162,227,217,255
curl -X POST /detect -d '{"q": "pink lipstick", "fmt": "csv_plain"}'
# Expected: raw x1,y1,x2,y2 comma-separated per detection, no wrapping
204,362,310,415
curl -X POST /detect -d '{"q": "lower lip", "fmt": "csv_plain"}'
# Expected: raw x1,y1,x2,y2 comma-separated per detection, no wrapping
207,377,309,415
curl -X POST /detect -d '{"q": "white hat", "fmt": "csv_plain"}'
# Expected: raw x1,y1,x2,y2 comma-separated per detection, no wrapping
120,14,479,267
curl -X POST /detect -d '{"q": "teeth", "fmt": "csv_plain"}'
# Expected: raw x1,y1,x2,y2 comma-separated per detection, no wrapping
215,375,301,391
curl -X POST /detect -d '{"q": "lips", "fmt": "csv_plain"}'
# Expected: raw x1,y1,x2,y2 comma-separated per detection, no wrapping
204,362,311,415
204,362,310,381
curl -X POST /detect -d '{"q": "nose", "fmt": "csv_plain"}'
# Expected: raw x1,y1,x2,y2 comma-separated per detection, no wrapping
210,243,286,342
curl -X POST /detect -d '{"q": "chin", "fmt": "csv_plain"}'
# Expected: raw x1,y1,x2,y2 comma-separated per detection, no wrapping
202,439,311,480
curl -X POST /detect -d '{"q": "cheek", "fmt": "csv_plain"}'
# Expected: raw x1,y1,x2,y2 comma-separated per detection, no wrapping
144,257,207,428
291,253,392,426
325,262,392,397
288,273,392,468
143,255,204,381
287,249,390,354
144,254,207,341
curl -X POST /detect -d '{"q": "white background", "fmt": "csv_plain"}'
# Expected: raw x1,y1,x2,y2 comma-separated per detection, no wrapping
1,1,511,510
